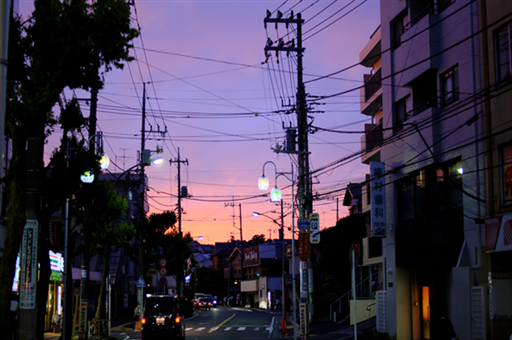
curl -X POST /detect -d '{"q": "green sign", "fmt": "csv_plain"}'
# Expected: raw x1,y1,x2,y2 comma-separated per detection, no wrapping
50,271,62,281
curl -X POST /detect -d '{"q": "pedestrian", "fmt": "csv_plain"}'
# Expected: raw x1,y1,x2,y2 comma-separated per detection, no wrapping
52,312,61,333
10,293,18,340
436,316,457,340
134,302,140,320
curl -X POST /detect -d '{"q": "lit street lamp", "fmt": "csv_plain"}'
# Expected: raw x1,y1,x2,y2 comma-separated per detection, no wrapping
257,161,297,340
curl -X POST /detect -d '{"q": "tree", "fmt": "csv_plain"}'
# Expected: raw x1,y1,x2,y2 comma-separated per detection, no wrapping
74,180,135,338
0,0,138,338
251,234,266,244
142,211,196,299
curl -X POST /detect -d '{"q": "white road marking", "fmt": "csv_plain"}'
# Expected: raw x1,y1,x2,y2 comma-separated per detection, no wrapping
237,327,246,331
224,327,232,331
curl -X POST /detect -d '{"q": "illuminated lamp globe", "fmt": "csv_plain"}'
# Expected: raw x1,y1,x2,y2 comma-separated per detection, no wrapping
80,170,94,184
270,187,282,202
258,176,270,190
151,155,164,166
99,153,110,170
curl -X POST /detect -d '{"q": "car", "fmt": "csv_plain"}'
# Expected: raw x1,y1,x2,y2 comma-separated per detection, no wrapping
141,294,185,339
192,293,205,309
203,294,217,308
195,297,212,310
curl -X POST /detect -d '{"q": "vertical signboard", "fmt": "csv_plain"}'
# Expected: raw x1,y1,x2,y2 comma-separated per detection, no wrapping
79,301,88,339
20,220,38,309
309,213,320,244
300,261,308,299
370,162,386,237
299,302,309,339
298,232,309,261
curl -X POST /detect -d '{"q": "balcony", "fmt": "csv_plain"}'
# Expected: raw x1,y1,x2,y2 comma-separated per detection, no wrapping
360,70,383,116
361,123,382,165
365,69,382,101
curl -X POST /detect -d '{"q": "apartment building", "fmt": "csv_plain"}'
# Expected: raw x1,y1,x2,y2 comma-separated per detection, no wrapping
357,1,512,339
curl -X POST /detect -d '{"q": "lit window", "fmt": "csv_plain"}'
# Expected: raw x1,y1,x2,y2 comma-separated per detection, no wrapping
441,66,459,106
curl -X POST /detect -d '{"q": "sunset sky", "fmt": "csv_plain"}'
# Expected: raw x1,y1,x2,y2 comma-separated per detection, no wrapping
17,0,381,244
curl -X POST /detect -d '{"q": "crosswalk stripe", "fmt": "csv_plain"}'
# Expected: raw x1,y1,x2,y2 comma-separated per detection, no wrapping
187,325,272,332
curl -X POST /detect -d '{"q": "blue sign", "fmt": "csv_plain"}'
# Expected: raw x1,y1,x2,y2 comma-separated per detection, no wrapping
297,218,310,230
136,275,146,288
159,276,167,285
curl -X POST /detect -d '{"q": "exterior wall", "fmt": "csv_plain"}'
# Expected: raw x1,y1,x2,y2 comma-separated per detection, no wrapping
482,2,512,339
349,299,377,325
378,1,490,339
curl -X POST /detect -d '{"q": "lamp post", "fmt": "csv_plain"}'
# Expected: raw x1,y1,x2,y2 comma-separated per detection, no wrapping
257,161,296,340
252,208,289,329
108,150,163,325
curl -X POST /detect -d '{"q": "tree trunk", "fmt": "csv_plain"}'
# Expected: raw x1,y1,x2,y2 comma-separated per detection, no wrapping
0,128,26,339
36,218,51,340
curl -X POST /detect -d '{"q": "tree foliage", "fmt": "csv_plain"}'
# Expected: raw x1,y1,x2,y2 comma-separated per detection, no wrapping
0,0,138,338
251,234,266,244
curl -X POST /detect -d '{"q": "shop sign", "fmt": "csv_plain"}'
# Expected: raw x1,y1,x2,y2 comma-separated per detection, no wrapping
300,261,307,299
370,162,386,237
298,232,309,261
244,245,260,266
299,302,308,335
50,271,62,281
79,301,88,333
20,220,38,309
485,213,512,252
50,250,64,272
489,271,512,319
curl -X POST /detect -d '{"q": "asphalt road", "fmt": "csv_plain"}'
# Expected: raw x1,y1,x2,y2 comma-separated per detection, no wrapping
44,306,369,340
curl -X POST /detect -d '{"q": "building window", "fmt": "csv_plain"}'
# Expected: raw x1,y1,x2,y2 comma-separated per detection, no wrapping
394,95,412,132
502,143,512,204
441,66,459,106
391,10,408,49
398,160,462,221
398,170,426,221
495,21,512,84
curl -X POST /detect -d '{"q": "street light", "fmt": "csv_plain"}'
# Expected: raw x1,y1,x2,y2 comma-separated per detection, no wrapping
257,161,297,340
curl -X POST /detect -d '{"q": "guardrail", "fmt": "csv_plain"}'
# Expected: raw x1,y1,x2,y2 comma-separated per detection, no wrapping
329,277,370,322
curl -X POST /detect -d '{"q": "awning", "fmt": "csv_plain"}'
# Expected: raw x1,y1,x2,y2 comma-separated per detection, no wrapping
71,268,102,282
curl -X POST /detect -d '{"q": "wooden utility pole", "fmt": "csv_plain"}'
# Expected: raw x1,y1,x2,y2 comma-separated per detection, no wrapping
169,148,188,235
264,11,310,340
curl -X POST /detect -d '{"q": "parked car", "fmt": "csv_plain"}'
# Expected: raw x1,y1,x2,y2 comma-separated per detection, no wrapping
196,297,212,310
141,294,185,339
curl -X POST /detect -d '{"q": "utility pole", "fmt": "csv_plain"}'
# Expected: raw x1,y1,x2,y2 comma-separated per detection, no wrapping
78,86,98,340
137,82,147,313
169,147,188,235
264,11,311,340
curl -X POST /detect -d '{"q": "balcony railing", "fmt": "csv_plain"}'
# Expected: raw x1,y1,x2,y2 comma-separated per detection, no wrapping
408,97,437,117
365,123,383,153
364,68,382,102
